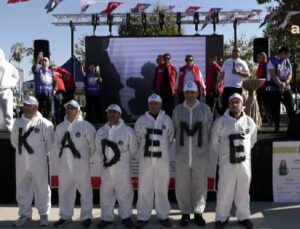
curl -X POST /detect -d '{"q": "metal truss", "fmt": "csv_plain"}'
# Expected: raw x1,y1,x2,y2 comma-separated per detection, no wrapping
52,10,262,27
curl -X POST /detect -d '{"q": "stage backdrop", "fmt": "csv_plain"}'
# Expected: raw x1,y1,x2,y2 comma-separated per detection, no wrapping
50,35,223,191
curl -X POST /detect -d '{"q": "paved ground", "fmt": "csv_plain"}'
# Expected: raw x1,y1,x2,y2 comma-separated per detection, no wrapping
1,202,300,229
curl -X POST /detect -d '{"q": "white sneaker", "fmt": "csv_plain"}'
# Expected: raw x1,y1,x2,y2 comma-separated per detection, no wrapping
13,215,31,227
40,215,48,227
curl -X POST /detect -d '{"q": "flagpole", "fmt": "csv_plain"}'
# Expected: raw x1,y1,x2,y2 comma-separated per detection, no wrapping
69,20,76,81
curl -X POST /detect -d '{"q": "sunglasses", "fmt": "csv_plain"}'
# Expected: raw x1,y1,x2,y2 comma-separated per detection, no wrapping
186,59,194,62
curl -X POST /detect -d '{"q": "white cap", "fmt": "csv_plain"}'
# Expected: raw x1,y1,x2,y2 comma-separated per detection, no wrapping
228,93,243,102
42,57,49,61
106,104,121,113
64,100,80,109
23,96,39,106
148,93,162,103
183,81,198,92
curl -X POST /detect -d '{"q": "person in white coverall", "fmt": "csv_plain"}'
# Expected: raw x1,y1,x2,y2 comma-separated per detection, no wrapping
95,104,137,228
172,82,213,227
10,96,54,227
0,48,20,132
134,94,174,229
52,100,96,228
210,93,257,229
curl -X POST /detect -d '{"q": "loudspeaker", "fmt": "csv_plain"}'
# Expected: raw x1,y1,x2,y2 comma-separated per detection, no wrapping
253,37,270,63
287,112,300,140
33,39,50,63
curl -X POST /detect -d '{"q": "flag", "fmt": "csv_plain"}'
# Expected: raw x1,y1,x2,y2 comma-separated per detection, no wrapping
131,3,151,13
45,0,64,13
161,5,175,13
259,9,278,28
238,9,262,25
201,8,222,31
100,1,123,14
278,11,300,29
7,0,30,3
185,6,200,13
81,0,96,13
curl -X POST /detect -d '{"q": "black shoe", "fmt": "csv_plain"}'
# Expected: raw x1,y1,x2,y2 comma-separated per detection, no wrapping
135,220,148,229
179,214,190,227
159,218,172,227
238,219,253,229
53,218,72,227
97,220,113,228
83,218,92,228
122,218,134,228
194,213,206,227
215,217,229,229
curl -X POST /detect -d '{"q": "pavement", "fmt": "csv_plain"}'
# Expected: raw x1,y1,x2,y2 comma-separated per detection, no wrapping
1,202,300,229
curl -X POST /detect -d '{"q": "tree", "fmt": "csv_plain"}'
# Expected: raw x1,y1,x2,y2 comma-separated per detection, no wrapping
118,4,183,36
75,36,86,64
9,42,33,64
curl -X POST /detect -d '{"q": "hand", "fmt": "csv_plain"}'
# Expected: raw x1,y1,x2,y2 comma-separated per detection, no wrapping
232,68,238,74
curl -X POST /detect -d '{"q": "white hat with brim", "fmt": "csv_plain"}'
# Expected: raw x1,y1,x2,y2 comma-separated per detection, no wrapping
148,93,162,103
183,81,198,92
228,93,243,102
106,104,122,113
23,96,39,106
64,100,80,109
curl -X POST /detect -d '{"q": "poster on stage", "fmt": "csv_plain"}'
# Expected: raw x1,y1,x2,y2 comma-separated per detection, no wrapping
273,141,300,202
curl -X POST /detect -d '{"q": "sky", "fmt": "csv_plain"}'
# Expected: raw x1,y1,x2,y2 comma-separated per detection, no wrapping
0,0,277,81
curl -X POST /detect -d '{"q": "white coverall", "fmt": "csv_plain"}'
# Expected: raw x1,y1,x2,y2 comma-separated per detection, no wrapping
210,109,257,222
95,119,137,221
172,100,212,214
134,110,174,221
52,115,96,220
11,111,54,218
0,49,20,132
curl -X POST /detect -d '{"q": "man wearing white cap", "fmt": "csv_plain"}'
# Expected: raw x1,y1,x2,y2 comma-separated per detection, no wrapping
52,100,96,228
95,104,137,228
172,82,212,227
11,96,54,227
134,94,174,229
0,48,19,132
210,93,257,229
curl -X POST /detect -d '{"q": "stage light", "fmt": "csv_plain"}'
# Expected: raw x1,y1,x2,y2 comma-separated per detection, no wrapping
176,12,181,34
91,14,99,36
159,12,165,33
126,13,131,34
212,11,219,34
142,12,147,34
193,12,200,35
107,14,114,36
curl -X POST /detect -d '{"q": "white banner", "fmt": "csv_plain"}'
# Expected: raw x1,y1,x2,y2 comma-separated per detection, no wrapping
273,141,300,202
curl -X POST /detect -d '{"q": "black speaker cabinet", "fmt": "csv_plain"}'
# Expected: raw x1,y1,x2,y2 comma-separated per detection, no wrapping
253,37,270,63
34,39,50,63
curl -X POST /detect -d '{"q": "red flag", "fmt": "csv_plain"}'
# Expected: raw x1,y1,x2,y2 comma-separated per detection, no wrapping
100,1,123,14
185,6,200,13
7,0,30,3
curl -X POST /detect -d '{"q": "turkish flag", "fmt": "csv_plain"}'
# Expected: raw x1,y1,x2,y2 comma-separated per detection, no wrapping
185,6,200,13
100,1,123,14
7,0,30,3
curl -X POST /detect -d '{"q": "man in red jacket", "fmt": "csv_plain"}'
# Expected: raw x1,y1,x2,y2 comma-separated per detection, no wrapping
177,54,206,103
154,53,177,116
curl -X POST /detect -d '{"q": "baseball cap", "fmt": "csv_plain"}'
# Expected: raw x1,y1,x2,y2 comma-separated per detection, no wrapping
42,57,49,61
228,93,243,102
23,96,39,106
106,104,122,113
183,81,198,92
148,93,162,103
64,100,80,109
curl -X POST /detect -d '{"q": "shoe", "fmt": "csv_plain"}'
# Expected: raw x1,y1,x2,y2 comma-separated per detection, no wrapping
122,218,134,228
179,214,190,227
135,220,148,229
215,218,229,229
13,215,31,227
159,218,172,227
83,218,92,228
97,220,113,228
54,218,72,227
194,213,206,227
40,215,48,227
238,219,253,229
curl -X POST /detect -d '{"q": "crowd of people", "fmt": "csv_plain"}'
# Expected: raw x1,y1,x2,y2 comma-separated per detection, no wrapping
0,44,297,229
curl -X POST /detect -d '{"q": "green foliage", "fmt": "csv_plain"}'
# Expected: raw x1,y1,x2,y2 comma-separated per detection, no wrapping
75,36,86,64
118,4,183,36
9,43,28,63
